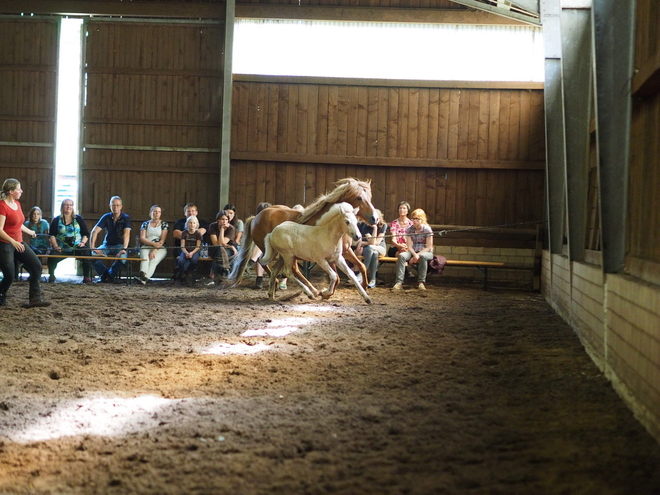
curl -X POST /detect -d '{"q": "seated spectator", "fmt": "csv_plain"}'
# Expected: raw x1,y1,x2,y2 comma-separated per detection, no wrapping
134,205,169,285
222,204,244,246
90,196,131,283
393,208,434,291
48,199,93,283
24,206,50,255
358,210,387,288
388,200,412,257
209,210,238,280
176,216,202,286
172,203,209,278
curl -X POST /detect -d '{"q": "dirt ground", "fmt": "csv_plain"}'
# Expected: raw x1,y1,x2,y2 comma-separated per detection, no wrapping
1,272,660,495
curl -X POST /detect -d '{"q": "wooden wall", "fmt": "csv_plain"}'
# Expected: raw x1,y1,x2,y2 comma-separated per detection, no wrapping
630,0,660,264
229,78,546,226
0,18,57,217
81,20,224,228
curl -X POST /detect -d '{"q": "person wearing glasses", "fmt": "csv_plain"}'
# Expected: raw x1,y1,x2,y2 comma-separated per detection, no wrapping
90,196,131,283
392,208,434,291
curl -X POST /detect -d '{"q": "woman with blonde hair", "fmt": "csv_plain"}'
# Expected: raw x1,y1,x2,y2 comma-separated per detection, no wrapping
0,178,51,307
48,198,93,283
392,208,434,291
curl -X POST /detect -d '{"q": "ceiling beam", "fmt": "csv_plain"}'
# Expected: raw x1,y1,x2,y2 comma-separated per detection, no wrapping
235,5,527,25
449,0,540,25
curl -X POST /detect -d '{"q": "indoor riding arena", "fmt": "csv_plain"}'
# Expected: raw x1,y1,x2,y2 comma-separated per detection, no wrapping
1,1,660,494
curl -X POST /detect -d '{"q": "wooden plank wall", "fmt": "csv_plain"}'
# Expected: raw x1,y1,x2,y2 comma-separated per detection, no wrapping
629,0,660,264
229,79,546,227
0,18,57,217
81,20,224,228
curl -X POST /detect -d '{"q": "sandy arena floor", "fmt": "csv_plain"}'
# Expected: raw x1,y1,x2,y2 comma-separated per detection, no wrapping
1,274,660,495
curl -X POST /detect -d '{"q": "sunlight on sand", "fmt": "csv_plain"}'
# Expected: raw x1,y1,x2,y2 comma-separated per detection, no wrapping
8,395,175,442
241,316,316,337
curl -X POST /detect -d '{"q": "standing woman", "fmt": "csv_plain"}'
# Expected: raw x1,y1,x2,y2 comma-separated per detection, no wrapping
392,208,434,291
0,179,51,307
24,206,50,255
388,201,412,257
135,205,169,284
48,198,93,283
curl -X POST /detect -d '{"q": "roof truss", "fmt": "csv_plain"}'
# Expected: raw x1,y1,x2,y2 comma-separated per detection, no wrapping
450,0,540,26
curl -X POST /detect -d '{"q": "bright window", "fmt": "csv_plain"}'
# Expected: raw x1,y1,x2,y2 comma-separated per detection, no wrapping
233,20,544,82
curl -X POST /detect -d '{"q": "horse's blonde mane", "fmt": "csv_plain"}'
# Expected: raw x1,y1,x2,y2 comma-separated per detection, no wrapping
316,202,354,226
298,178,371,224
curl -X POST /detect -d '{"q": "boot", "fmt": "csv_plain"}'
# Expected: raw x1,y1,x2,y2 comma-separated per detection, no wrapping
22,288,52,309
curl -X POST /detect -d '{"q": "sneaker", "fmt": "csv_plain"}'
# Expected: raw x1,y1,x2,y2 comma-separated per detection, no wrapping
418,282,426,291
278,281,287,290
393,282,403,290
133,275,146,285
368,280,376,288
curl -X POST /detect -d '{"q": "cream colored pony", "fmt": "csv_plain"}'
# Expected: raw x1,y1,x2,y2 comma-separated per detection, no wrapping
261,202,373,304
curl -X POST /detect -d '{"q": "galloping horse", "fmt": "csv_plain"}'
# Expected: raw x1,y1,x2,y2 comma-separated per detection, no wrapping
261,203,372,304
227,178,379,288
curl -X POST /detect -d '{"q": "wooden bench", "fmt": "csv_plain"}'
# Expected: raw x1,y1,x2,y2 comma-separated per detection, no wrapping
374,256,504,290
40,254,146,283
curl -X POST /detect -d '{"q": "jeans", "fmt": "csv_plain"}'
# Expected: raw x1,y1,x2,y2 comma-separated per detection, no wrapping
177,251,200,275
395,251,434,284
0,242,43,296
92,243,127,277
362,244,386,284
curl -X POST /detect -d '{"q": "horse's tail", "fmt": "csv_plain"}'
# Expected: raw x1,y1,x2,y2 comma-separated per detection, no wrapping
261,233,275,266
226,215,255,287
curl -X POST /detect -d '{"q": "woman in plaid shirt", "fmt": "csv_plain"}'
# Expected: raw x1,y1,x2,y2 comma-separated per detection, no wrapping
392,208,434,291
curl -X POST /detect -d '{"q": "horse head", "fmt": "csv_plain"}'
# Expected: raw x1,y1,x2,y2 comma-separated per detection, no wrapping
298,178,379,227
338,178,379,226
338,203,361,243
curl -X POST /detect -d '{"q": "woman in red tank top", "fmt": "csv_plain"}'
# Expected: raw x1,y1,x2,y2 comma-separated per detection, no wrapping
0,178,51,308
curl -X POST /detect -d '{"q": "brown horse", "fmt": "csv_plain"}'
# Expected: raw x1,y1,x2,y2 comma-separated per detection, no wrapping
227,178,379,288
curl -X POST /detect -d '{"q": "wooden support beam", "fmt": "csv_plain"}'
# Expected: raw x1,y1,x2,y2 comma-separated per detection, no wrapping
235,5,527,25
230,151,545,170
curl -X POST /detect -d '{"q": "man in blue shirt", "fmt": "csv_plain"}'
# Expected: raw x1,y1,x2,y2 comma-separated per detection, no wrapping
90,196,131,282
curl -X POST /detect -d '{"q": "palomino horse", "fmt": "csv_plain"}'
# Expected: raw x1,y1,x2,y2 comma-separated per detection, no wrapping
261,203,372,304
227,178,379,288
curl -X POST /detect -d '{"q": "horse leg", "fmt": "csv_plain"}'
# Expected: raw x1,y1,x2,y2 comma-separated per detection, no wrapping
316,259,339,299
267,257,284,300
336,255,373,305
289,258,318,299
343,242,368,289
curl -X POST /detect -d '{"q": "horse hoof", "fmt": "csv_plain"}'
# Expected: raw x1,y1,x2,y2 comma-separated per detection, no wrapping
365,297,373,305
